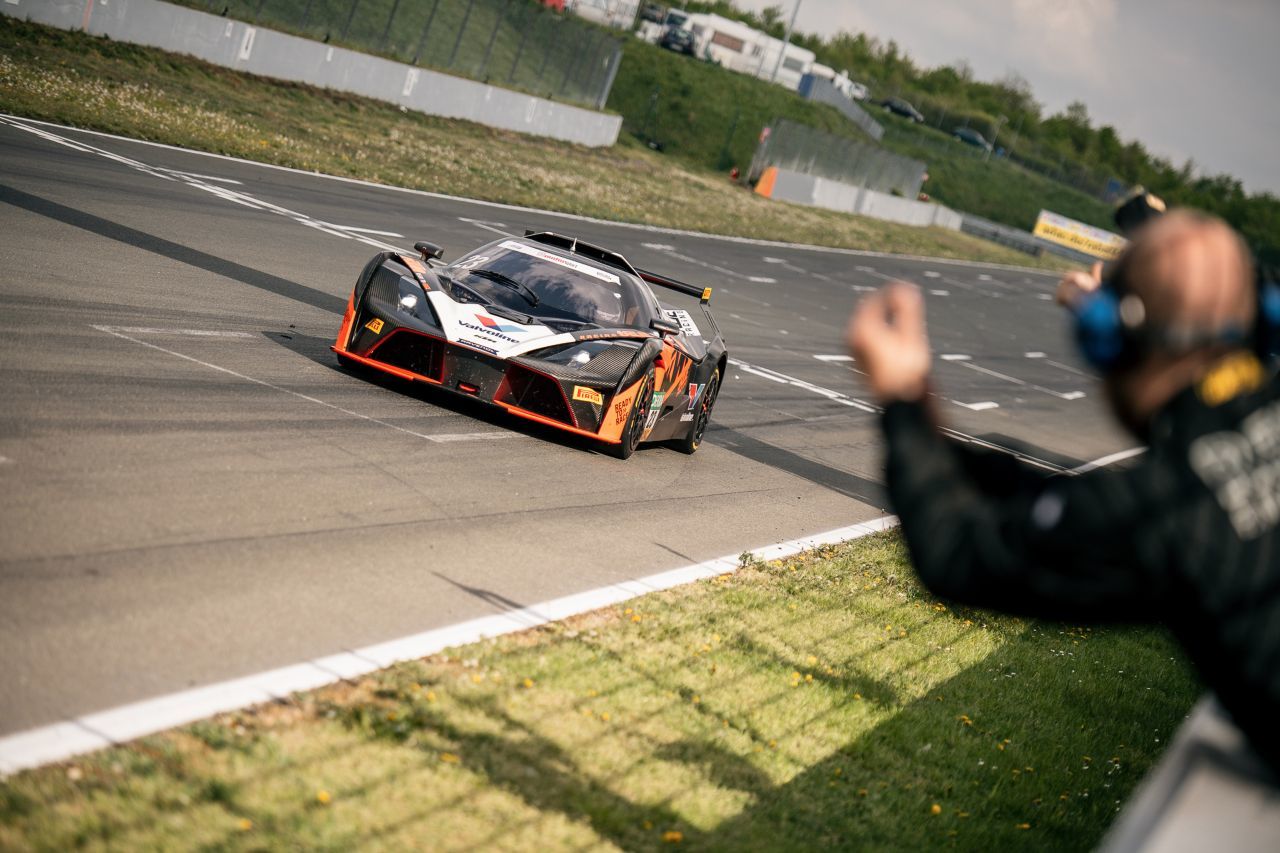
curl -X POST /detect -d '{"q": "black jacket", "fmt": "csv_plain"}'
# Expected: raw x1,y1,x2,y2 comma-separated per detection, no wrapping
882,353,1280,772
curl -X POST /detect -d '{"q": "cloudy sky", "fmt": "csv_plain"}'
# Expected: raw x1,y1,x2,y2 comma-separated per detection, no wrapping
733,0,1280,195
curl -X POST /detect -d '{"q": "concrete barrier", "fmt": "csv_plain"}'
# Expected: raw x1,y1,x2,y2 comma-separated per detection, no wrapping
6,0,623,148
757,167,962,231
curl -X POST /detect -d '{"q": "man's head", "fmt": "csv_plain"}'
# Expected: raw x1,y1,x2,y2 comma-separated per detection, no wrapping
1095,210,1256,437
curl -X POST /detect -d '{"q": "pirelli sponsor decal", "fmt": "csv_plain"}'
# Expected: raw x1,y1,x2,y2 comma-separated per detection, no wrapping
364,318,385,334
573,385,603,406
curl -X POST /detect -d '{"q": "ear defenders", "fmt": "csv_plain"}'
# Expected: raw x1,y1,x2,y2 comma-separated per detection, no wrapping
1074,276,1280,372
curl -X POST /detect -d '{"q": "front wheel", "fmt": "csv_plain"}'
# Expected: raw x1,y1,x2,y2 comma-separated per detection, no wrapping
674,367,720,455
609,372,654,460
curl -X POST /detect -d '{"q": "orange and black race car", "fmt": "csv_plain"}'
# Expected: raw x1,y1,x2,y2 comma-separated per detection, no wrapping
333,231,727,458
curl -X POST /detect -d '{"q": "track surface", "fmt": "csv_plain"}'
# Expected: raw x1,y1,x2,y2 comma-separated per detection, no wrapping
0,118,1130,735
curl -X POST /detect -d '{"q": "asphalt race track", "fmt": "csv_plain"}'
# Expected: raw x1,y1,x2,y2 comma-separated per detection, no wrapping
0,117,1132,736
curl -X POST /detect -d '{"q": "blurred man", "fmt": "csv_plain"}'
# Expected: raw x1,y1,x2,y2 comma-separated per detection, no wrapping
846,210,1280,795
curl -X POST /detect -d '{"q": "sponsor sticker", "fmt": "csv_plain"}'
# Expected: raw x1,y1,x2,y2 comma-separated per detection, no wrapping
680,413,695,422
644,391,664,431
665,309,700,338
364,318,384,334
688,383,705,406
498,240,621,284
614,400,629,425
573,385,603,406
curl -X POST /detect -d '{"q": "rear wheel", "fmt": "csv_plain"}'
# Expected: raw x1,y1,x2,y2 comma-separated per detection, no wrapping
674,368,720,455
610,371,654,460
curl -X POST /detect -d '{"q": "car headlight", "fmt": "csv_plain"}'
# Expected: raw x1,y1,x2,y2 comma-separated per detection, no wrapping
529,339,642,369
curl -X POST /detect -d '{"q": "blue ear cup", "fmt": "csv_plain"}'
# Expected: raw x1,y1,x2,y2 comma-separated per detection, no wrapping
1257,282,1280,359
1074,290,1126,371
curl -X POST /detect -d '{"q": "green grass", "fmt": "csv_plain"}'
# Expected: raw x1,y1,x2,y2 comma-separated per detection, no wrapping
0,531,1198,850
0,17,1074,270
604,38,1114,235
878,120,1116,231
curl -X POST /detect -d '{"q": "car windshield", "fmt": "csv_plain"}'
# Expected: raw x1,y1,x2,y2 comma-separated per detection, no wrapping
446,242,641,327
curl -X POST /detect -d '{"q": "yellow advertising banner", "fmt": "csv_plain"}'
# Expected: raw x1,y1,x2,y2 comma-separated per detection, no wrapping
1032,210,1127,260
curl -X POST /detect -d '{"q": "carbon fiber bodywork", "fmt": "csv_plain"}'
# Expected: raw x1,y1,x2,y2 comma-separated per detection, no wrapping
332,235,727,454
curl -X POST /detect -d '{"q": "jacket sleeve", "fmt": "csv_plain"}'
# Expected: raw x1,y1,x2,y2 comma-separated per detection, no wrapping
882,400,1164,622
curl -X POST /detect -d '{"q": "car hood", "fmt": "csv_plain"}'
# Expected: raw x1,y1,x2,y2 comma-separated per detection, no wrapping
426,291,576,359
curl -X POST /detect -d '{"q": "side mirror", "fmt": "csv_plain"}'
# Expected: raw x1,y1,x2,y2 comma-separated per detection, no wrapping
650,316,682,336
414,241,444,262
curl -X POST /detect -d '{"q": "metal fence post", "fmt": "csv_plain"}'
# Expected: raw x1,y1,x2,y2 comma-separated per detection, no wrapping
447,0,477,69
567,31,605,100
534,18,557,87
506,3,533,84
558,32,590,96
412,0,441,65
379,0,402,52
478,0,514,79
340,0,360,41
594,41,623,110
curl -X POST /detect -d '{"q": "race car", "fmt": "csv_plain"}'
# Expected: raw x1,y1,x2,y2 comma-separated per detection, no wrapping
332,231,727,458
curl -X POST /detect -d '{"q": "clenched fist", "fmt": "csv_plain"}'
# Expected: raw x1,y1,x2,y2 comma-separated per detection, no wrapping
847,282,932,404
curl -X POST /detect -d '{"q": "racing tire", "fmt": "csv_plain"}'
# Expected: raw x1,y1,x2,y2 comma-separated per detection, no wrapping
610,371,654,460
674,367,720,455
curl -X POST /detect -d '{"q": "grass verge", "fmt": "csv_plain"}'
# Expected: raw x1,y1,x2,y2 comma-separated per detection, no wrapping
0,18,1071,271
0,531,1198,850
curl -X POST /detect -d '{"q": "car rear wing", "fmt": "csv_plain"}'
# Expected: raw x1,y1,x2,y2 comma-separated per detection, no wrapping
637,268,721,342
637,269,712,305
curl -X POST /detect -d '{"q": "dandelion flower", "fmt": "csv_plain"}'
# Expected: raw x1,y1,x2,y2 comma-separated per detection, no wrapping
522,678,534,689
663,830,684,843
1017,823,1031,830
316,790,332,805
600,712,611,722
426,691,437,702
806,655,818,665
930,804,942,815
440,752,460,764
237,818,253,831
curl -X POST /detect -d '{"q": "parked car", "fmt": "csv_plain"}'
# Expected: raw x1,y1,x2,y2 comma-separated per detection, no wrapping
659,27,697,56
879,97,924,122
952,127,993,152
639,2,666,24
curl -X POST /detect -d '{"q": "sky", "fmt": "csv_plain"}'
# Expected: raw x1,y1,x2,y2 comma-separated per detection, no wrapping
732,0,1280,196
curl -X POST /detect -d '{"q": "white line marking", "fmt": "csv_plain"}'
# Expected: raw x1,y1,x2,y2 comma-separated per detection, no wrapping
851,284,876,293
90,325,517,444
928,289,949,296
729,358,878,412
923,271,941,278
0,516,899,776
952,400,999,411
0,114,1063,276
642,242,675,251
328,224,404,238
457,216,512,236
1045,359,1089,378
940,354,971,361
813,354,853,362
1,119,405,253
763,256,786,264
1068,446,1146,474
1025,352,1046,358
778,329,789,335
978,274,993,281
748,276,777,283
95,327,255,338
957,360,1085,401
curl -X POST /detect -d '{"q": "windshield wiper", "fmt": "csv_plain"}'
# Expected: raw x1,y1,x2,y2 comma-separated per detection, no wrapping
467,268,539,307
437,272,486,304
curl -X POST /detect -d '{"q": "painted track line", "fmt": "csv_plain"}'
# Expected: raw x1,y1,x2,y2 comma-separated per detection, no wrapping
91,325,516,445
0,516,898,776
0,114,1063,277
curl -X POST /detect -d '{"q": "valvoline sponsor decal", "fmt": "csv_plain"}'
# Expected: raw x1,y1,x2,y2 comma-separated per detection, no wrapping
457,312,532,345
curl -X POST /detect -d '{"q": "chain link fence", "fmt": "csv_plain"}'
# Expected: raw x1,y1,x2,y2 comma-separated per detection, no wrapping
748,119,926,198
183,0,623,109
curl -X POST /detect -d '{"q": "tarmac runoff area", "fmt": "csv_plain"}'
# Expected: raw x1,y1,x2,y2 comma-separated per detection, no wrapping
0,116,1135,771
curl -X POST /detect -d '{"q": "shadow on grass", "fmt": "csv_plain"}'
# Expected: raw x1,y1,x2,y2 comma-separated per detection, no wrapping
321,625,1194,851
